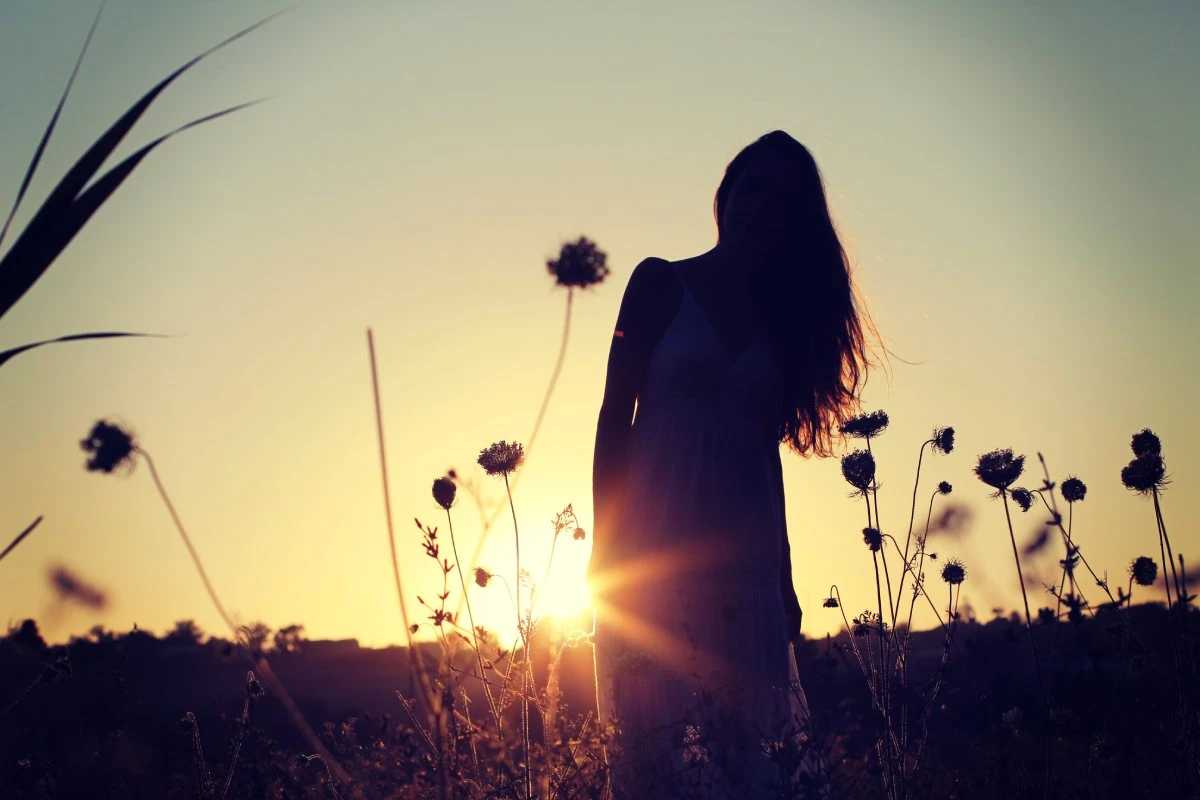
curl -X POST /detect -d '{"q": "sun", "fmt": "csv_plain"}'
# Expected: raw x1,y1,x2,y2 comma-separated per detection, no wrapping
533,570,594,624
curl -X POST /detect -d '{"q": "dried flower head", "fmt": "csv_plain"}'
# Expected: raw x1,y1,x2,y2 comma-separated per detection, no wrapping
246,671,265,700
840,410,889,439
822,596,839,609
932,426,955,455
48,566,108,609
1130,556,1158,587
80,420,136,474
937,481,953,495
1061,476,1087,503
862,527,883,552
1121,454,1167,495
573,526,586,541
432,476,456,510
941,558,967,585
975,448,1025,491
1011,487,1034,512
1130,428,1161,458
547,236,609,289
474,567,492,588
478,441,524,476
840,450,876,493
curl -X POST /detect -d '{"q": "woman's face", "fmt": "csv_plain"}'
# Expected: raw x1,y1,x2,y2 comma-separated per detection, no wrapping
721,155,804,245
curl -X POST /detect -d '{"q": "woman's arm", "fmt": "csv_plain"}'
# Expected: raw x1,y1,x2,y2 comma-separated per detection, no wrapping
774,445,803,639
591,257,673,572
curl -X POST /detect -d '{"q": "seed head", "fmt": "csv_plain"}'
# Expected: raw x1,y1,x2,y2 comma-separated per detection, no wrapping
477,441,524,476
80,420,137,474
940,558,967,585
474,567,492,588
1130,556,1158,587
1121,454,1167,495
822,596,839,609
975,449,1025,491
1130,428,1161,458
937,481,953,495
840,410,889,440
1011,487,1034,512
246,671,265,700
1061,476,1087,503
547,236,609,289
573,526,586,541
840,450,876,494
862,527,883,552
932,426,955,455
432,476,456,510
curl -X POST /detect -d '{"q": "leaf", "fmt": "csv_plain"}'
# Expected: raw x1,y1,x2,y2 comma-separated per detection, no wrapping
0,331,164,369
0,1,106,251
0,9,285,321
0,517,43,564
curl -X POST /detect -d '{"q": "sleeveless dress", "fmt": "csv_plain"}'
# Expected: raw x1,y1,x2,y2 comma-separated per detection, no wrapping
589,262,831,798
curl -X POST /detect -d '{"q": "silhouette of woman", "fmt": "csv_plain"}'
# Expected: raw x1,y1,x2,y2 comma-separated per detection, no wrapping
589,131,877,798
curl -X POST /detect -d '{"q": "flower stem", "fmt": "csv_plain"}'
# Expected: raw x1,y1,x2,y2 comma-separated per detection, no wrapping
446,508,500,730
504,473,533,800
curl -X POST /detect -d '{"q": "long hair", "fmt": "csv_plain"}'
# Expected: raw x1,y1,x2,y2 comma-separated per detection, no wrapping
714,130,883,458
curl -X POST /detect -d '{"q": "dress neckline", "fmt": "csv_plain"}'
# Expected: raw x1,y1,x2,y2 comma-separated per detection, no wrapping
676,267,765,364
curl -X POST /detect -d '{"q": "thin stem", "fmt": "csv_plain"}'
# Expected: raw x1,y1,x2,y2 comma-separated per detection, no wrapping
896,440,931,621
446,508,501,730
504,472,533,800
0,517,42,563
1153,489,1182,608
367,330,433,713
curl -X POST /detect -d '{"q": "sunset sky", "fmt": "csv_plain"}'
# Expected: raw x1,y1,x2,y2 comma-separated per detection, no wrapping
1,1,1196,649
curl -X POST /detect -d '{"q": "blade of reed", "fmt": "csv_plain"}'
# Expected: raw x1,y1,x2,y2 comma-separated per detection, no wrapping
0,9,285,320
0,331,163,369
0,517,44,563
0,1,106,250
0,99,265,320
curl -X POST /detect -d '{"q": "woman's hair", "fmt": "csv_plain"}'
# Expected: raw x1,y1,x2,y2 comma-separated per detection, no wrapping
714,130,883,458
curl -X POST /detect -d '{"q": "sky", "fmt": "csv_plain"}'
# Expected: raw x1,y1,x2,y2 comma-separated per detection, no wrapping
0,0,1196,650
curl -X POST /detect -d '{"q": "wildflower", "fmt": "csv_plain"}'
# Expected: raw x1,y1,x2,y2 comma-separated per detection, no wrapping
408,624,419,635
822,596,839,609
975,448,1025,492
432,476,456,510
1130,556,1157,587
246,672,265,700
1061,476,1087,503
1130,428,1161,458
840,450,875,494
1011,487,1034,512
862,527,883,552
477,441,524,476
1121,454,1167,495
547,236,609,289
80,420,136,474
932,426,955,455
573,526,586,541
937,481,953,495
941,558,967,585
840,410,889,439
474,567,492,588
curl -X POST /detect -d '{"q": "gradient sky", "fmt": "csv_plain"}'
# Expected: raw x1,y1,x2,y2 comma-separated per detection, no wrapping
1,0,1196,649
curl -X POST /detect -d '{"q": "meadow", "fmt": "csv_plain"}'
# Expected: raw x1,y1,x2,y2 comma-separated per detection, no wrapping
3,8,1199,800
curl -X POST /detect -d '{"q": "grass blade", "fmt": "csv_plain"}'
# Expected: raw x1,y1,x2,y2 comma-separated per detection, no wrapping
0,9,285,321
0,517,44,564
0,1,106,251
0,331,164,369
0,98,265,320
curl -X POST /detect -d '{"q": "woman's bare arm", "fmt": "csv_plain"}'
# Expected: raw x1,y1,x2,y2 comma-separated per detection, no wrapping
591,257,675,569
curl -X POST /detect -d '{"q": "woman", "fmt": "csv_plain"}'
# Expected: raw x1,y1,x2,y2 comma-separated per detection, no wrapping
588,130,878,798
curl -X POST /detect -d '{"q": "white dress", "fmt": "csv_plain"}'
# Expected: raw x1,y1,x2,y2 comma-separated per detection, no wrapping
589,262,831,798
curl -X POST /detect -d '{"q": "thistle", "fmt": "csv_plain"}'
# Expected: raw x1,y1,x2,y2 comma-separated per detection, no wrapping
1011,488,1034,513
1060,476,1087,503
1130,556,1157,588
840,450,876,495
1121,454,1167,495
478,441,525,476
940,559,967,586
840,410,889,440
546,236,609,289
974,449,1025,493
80,420,137,474
932,426,955,455
1130,428,1161,458
862,527,883,552
937,481,952,495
